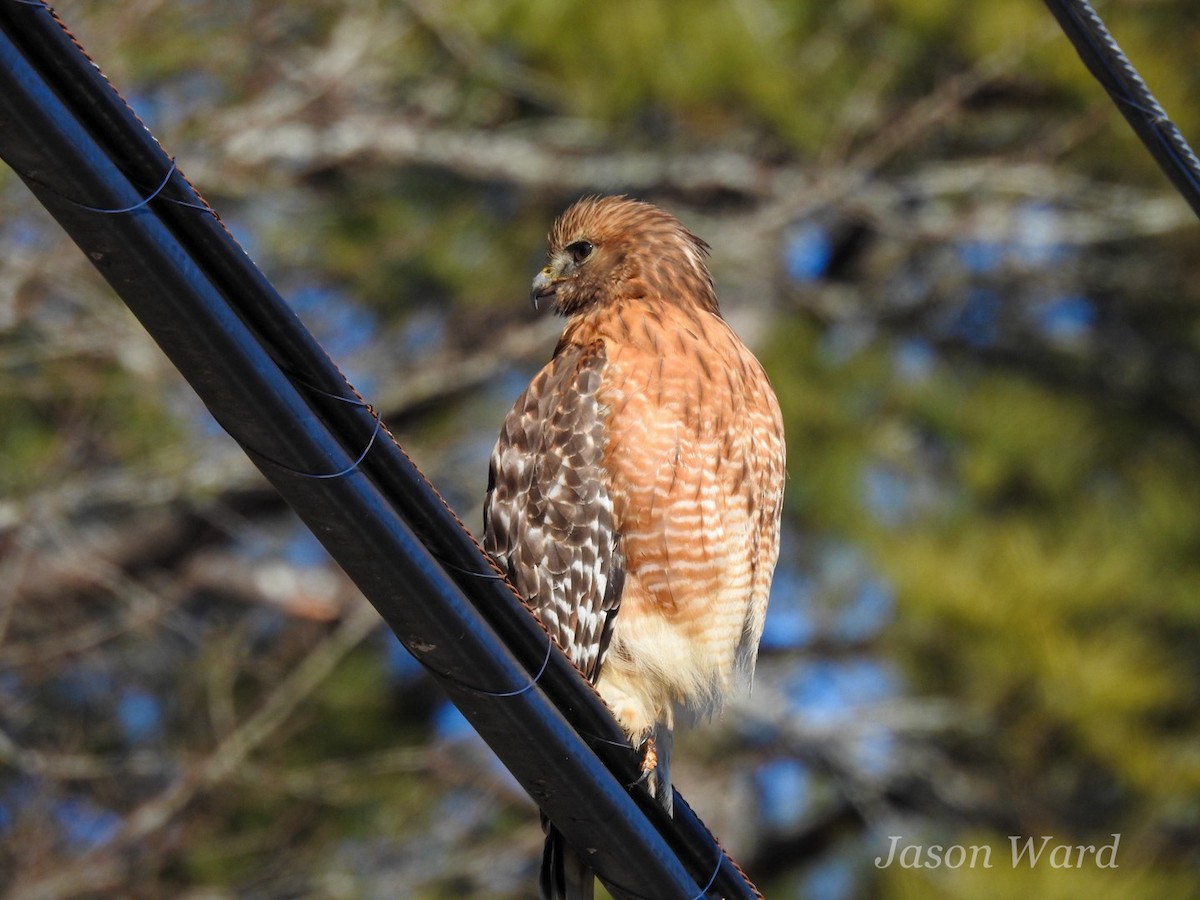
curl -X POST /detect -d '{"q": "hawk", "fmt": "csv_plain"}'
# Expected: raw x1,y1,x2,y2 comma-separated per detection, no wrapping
483,196,786,899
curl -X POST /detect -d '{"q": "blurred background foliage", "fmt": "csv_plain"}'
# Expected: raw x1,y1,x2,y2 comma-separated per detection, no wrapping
2,0,1199,897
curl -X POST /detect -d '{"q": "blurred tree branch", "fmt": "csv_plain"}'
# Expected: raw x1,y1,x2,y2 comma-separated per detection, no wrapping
6,602,379,900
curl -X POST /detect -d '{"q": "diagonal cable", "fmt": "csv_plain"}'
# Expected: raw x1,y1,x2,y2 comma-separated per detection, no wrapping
1043,0,1200,219
0,3,759,897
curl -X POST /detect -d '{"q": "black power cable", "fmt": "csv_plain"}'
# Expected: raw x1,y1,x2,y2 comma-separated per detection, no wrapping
1043,0,1200,220
0,3,759,897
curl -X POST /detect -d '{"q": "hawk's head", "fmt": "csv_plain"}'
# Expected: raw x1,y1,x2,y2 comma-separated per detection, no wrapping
531,196,719,317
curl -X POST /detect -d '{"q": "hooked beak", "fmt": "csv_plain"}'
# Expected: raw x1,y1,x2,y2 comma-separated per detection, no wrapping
530,266,558,311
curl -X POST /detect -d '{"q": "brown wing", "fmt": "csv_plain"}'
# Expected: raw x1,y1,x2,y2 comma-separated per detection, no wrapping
483,340,624,682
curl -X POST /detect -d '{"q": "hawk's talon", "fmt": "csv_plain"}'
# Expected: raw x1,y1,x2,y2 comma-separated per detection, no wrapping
640,735,658,775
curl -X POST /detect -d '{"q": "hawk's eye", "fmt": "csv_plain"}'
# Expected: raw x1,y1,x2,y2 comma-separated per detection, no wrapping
566,240,593,264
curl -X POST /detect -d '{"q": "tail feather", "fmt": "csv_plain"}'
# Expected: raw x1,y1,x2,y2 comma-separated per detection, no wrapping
539,724,674,899
540,821,594,900
649,723,673,816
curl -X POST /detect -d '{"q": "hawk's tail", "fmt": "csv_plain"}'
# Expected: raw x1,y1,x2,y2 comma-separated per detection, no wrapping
539,723,674,900
540,821,595,900
648,722,674,815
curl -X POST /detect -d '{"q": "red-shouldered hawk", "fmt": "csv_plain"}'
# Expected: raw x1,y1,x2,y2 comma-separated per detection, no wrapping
483,196,785,900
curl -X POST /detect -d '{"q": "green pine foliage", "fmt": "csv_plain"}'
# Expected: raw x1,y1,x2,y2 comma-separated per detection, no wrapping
767,318,1200,888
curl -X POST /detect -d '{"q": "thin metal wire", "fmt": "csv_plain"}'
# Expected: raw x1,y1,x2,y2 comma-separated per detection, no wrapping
14,154,214,217
73,157,177,214
600,845,724,900
415,624,556,699
429,552,510,582
242,403,382,480
690,850,724,900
